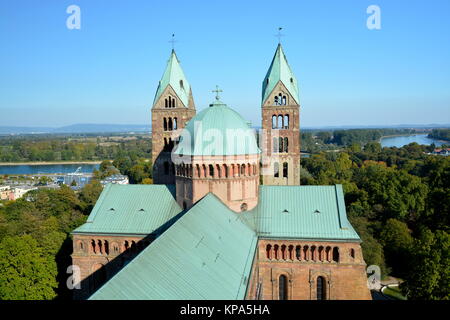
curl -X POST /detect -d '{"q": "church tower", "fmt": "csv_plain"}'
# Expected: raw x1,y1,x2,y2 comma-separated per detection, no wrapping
261,44,300,185
152,50,196,184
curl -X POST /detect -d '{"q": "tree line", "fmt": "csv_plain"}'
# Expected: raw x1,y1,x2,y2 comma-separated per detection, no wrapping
428,129,450,142
301,128,417,153
0,135,151,162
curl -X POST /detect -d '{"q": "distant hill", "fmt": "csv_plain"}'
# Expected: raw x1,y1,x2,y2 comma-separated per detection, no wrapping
53,124,150,133
0,124,151,135
0,126,55,134
0,123,449,135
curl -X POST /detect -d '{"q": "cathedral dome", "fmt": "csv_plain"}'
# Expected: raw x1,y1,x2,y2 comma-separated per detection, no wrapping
173,98,260,156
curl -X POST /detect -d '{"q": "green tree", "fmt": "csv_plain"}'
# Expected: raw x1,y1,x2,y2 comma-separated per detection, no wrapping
349,216,388,277
401,229,450,300
78,180,103,214
380,219,413,277
0,235,58,300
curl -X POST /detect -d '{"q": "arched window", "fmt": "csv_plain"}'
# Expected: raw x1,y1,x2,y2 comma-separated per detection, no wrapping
325,246,331,262
247,163,252,175
168,97,172,108
317,276,326,300
164,98,168,108
303,245,309,260
266,244,272,260
283,162,288,178
209,164,214,177
295,245,301,260
163,118,167,131
274,162,279,178
288,245,294,260
104,240,109,255
278,115,283,128
236,164,240,177
282,96,287,105
168,118,173,131
278,93,283,106
216,164,221,178
172,97,176,108
173,117,178,130
240,164,245,176
97,240,103,254
332,247,340,262
311,245,316,261
272,115,277,129
284,115,289,129
281,245,286,260
350,248,355,259
274,244,279,260
284,137,288,153
223,164,228,178
279,275,288,300
91,239,96,254
274,96,279,106
196,164,201,178
273,137,278,153
279,137,283,153
240,203,248,212
318,246,324,261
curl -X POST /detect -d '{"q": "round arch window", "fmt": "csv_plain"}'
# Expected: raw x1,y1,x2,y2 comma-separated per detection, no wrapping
240,203,248,212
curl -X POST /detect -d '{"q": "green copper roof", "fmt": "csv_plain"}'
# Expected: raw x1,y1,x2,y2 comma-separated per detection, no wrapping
90,193,257,300
72,184,182,235
262,44,299,105
153,50,191,107
173,100,260,156
240,185,360,241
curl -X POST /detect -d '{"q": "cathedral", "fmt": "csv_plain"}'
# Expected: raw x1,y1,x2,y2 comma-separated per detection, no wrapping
71,43,372,300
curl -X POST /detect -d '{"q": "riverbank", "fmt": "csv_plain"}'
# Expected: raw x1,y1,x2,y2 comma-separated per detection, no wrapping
0,161,103,166
380,133,446,148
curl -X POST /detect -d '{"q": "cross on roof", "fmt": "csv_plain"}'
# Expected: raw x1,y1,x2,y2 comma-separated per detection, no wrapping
275,27,284,44
169,33,177,50
212,85,223,100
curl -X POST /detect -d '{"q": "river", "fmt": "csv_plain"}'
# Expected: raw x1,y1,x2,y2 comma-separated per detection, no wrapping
380,134,446,148
0,163,100,175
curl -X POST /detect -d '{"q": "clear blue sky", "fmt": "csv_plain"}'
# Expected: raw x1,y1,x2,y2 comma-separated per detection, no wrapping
0,0,449,127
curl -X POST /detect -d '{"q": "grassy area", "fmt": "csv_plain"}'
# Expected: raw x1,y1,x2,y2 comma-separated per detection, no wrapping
383,286,407,300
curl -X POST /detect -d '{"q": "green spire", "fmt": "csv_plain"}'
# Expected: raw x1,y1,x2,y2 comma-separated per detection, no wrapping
153,50,192,107
262,44,299,105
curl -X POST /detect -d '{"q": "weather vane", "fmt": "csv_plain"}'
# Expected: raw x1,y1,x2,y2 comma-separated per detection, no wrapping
212,85,223,100
169,33,177,50
275,27,284,44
